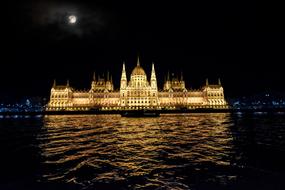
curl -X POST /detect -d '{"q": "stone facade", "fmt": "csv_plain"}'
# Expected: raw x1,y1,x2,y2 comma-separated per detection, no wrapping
47,57,228,111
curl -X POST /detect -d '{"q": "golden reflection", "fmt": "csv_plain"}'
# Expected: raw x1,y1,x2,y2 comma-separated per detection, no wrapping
39,113,234,184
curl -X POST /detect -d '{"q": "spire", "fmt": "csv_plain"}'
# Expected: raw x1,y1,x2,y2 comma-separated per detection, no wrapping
121,62,127,80
181,71,183,81
107,71,110,81
151,62,156,79
151,62,157,89
123,62,126,71
218,78,221,85
53,79,56,87
110,75,113,83
167,71,170,81
93,72,96,81
120,62,127,89
66,79,69,87
137,56,140,66
206,78,209,86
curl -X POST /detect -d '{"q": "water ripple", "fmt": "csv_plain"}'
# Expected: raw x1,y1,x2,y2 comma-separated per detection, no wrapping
32,113,285,189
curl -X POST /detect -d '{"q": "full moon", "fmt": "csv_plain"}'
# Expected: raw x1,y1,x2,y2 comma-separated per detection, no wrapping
68,15,77,24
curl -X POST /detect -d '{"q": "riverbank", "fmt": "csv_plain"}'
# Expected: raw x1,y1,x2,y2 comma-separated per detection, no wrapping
1,107,285,116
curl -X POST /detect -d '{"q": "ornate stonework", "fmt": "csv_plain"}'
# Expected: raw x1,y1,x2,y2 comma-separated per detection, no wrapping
47,57,228,111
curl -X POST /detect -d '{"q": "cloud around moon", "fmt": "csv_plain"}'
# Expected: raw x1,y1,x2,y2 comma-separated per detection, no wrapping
28,2,109,40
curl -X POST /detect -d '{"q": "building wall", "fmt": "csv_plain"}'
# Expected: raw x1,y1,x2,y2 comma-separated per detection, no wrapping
47,62,228,110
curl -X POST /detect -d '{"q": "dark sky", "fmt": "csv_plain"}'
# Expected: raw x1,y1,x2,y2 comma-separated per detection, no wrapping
0,0,283,98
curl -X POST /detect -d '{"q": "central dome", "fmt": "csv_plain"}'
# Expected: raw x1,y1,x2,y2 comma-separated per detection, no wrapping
131,57,146,76
131,65,146,76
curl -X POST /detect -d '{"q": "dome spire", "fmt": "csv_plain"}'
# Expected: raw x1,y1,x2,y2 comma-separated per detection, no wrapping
137,56,140,66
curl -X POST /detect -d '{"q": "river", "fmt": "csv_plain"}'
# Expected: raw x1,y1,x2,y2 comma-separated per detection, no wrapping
1,113,285,189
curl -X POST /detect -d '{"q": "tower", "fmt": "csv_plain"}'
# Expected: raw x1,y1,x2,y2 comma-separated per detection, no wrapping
163,71,171,90
106,71,114,91
151,63,157,89
53,79,56,88
91,72,96,91
180,72,185,89
93,72,96,81
120,62,127,90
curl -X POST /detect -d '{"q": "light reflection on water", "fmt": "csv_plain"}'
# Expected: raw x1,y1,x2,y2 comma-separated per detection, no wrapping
38,113,235,189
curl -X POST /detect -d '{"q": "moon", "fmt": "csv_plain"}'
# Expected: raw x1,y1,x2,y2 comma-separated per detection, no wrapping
68,15,77,24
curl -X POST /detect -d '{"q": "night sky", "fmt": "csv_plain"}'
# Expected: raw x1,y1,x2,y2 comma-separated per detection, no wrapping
0,0,283,98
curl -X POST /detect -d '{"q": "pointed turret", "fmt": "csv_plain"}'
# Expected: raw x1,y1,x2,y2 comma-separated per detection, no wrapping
151,62,157,89
121,62,127,80
102,73,105,81
66,79,69,87
93,72,96,81
151,63,156,79
106,71,113,91
167,71,170,81
180,71,185,89
164,71,171,91
218,78,221,85
120,62,127,89
137,56,140,66
206,78,209,86
53,79,56,88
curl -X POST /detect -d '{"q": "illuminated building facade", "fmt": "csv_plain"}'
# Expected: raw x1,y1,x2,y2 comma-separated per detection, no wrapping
47,57,228,111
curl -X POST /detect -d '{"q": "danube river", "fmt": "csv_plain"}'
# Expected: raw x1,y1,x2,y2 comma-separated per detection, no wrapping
1,113,285,190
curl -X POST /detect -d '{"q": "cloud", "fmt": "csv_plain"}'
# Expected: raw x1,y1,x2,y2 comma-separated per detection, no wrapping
29,1,108,39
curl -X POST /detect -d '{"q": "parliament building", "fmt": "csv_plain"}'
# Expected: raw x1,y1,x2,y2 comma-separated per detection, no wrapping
46,57,228,111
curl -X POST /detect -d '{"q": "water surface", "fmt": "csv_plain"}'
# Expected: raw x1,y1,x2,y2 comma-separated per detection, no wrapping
1,113,285,189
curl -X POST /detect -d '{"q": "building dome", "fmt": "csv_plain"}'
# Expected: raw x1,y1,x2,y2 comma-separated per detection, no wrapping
131,65,146,76
131,57,146,76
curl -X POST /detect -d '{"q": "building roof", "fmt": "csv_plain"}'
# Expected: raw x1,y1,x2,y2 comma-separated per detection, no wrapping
207,85,222,88
53,85,69,90
131,65,146,76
